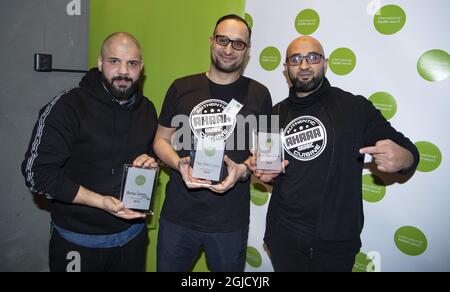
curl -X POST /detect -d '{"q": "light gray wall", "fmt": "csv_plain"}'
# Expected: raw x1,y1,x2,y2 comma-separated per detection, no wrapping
0,0,89,272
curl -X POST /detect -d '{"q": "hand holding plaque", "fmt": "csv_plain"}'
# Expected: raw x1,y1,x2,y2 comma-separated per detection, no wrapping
120,165,159,215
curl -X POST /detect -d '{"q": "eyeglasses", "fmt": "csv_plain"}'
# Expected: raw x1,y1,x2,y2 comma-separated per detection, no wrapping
285,53,324,66
214,35,248,51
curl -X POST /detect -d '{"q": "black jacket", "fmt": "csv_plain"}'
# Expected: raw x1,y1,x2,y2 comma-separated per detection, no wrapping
266,78,420,241
22,69,158,235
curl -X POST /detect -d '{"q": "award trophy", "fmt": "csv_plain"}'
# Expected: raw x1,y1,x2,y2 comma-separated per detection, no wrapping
254,129,285,174
120,165,159,214
190,136,226,185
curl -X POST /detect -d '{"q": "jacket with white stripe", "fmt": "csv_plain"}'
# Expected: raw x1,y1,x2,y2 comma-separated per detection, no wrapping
22,69,158,235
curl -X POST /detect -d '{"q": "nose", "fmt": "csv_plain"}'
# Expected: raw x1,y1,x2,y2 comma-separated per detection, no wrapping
224,43,234,55
118,61,129,75
299,58,310,70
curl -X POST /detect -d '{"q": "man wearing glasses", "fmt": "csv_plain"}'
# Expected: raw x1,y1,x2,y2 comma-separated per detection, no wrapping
154,15,272,272
252,36,419,272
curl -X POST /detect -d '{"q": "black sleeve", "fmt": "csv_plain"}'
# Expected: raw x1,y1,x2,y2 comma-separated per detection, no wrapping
146,99,159,158
158,82,178,128
361,97,420,175
257,87,273,132
21,92,80,203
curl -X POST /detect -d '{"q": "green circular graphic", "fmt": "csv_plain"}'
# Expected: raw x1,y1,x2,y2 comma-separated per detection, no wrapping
250,183,269,206
415,141,442,172
395,226,428,256
246,246,262,268
329,48,357,76
374,5,407,35
245,13,254,29
417,50,450,82
295,9,320,35
204,147,216,157
352,252,376,272
369,92,398,120
362,174,386,203
135,175,146,186
260,47,281,71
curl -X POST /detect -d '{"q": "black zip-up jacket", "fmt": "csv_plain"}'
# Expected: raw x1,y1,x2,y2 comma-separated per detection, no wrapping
266,78,420,242
22,69,158,235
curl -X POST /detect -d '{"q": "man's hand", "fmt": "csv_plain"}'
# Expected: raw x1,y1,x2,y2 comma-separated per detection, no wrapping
178,157,212,189
101,196,146,220
133,154,158,168
360,139,414,173
209,155,247,194
248,154,289,184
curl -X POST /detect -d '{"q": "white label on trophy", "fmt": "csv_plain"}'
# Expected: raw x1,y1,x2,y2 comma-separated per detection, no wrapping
256,131,285,173
192,139,225,182
222,99,243,119
120,166,157,213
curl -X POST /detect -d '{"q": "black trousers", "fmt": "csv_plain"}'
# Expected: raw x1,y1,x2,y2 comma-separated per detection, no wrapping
265,221,360,272
49,228,148,272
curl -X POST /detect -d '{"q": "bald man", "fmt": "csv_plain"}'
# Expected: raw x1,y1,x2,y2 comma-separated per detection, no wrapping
22,32,158,272
253,36,419,272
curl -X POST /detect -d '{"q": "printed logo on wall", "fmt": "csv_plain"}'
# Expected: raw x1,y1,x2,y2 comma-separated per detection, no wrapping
260,47,282,71
362,174,386,203
394,226,428,256
415,141,442,172
245,13,254,29
353,252,378,272
329,48,357,76
283,116,327,161
250,183,270,206
246,246,263,268
369,92,398,120
295,9,320,35
417,50,450,82
189,99,236,142
374,5,406,35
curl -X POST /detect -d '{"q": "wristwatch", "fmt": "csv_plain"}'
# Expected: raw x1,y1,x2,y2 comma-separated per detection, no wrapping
239,162,252,182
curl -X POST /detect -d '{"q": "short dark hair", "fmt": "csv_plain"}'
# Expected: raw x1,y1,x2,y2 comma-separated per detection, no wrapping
213,14,252,43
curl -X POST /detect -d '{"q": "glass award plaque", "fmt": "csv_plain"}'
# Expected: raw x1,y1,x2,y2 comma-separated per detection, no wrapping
120,165,159,215
255,129,285,174
190,137,226,185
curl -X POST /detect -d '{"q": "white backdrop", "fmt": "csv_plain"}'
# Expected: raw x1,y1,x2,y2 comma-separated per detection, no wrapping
244,0,450,272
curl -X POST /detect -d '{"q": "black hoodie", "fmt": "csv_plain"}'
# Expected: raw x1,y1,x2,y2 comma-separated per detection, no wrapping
266,78,420,242
22,69,158,235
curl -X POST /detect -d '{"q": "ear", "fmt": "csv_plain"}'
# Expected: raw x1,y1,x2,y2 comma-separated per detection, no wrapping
97,57,103,72
140,60,144,71
323,58,329,74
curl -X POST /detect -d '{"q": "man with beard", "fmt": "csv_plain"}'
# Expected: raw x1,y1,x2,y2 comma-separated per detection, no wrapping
153,15,272,272
22,32,158,272
252,36,420,272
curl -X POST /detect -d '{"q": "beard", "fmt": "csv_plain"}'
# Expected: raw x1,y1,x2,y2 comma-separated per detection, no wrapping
211,53,244,74
102,74,139,101
290,69,325,94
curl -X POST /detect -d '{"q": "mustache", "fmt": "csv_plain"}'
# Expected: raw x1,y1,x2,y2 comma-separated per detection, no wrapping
112,76,133,82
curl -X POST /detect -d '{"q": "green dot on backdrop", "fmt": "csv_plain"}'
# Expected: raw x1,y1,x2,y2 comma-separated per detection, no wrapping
374,5,407,35
329,48,357,76
369,92,398,120
417,50,450,82
295,9,320,35
260,46,282,71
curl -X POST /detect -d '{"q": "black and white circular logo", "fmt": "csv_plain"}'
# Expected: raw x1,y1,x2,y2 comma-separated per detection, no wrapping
283,116,327,161
189,99,236,142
